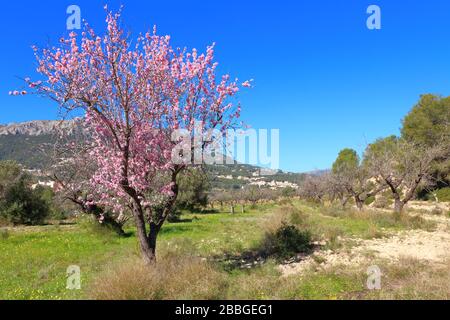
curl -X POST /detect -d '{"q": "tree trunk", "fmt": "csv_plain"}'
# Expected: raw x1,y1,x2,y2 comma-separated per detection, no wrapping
241,205,245,214
355,197,364,211
230,206,235,214
394,199,404,214
147,223,160,262
341,197,349,209
133,207,156,265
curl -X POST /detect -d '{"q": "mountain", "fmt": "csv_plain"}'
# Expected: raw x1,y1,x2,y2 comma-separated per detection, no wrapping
0,132,56,169
0,120,307,188
0,120,82,169
0,120,77,136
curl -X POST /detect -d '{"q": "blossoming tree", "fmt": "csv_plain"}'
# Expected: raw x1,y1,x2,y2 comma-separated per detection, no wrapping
24,9,248,263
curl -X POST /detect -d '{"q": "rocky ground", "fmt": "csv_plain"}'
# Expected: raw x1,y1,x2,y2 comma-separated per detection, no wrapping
280,208,450,277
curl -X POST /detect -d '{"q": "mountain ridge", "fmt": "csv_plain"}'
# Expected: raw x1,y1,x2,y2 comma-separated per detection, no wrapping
0,121,316,188
0,120,77,136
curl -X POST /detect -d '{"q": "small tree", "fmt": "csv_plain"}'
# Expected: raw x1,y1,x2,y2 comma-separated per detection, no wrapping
298,174,329,204
242,185,263,207
331,148,384,211
23,9,247,263
0,161,50,225
402,94,450,186
222,189,241,214
175,168,210,212
364,136,446,213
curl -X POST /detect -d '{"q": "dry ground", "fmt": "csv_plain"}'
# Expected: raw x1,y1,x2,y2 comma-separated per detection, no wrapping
280,206,450,277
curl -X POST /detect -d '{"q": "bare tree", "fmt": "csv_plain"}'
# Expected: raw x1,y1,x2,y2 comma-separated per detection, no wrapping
365,136,447,213
242,185,263,207
331,148,385,211
298,174,330,203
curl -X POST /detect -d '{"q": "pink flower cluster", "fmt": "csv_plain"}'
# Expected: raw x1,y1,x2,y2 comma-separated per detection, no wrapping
24,9,250,214
9,90,27,96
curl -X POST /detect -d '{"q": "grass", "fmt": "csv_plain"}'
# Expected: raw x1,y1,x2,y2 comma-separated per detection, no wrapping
87,255,227,300
366,257,450,300
0,200,447,300
292,201,436,240
0,225,134,299
0,206,271,300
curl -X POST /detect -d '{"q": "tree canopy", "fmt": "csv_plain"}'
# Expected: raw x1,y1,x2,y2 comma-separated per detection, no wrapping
402,94,450,146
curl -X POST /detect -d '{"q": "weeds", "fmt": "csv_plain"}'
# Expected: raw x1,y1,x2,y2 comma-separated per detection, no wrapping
0,228,9,240
87,255,227,300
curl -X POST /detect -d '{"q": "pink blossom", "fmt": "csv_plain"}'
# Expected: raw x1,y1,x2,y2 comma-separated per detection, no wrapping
242,80,252,88
20,8,250,221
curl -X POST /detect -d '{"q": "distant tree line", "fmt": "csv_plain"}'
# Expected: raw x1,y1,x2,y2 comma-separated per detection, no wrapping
297,94,450,213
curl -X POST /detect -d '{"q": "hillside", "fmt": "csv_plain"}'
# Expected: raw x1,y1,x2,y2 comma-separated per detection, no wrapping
0,120,76,136
0,120,307,188
0,120,78,169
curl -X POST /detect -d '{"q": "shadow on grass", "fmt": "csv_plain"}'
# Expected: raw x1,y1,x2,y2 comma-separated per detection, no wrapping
214,225,317,272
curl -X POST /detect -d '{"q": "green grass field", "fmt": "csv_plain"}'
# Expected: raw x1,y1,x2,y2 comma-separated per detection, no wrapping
0,200,447,300
0,205,272,300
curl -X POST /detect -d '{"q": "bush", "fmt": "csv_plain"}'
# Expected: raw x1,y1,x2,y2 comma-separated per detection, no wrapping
364,196,376,206
261,224,312,260
435,187,450,202
176,168,210,212
281,187,296,198
0,161,50,225
0,180,50,226
36,186,66,220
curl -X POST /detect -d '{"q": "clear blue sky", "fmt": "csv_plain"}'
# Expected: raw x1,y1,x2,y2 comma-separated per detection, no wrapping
1,0,450,173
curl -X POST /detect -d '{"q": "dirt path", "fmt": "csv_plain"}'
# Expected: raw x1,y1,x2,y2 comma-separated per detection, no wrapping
279,212,450,277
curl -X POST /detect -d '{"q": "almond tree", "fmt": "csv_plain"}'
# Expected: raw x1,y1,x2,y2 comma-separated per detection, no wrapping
242,185,263,207
23,9,247,263
364,136,446,213
331,148,385,211
298,174,330,204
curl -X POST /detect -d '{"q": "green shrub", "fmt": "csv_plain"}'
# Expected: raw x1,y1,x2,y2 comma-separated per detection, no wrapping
281,187,296,198
176,168,210,212
364,196,376,206
0,182,50,225
0,161,50,225
261,224,312,260
435,187,450,202
36,186,66,220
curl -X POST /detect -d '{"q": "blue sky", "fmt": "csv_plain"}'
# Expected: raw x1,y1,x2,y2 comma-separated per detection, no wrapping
1,0,450,173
